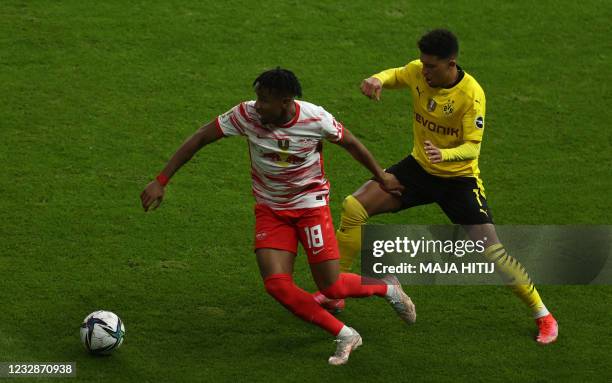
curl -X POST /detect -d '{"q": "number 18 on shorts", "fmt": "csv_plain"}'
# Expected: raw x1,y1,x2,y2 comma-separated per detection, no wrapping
254,204,340,264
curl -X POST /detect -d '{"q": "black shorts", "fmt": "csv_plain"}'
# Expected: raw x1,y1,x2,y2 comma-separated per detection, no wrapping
385,155,493,225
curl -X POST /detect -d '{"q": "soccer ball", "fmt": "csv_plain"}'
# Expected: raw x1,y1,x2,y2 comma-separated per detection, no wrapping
80,310,125,354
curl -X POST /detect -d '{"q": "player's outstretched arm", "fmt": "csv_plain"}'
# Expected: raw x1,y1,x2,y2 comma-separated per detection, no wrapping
336,128,403,195
360,66,411,100
140,120,223,212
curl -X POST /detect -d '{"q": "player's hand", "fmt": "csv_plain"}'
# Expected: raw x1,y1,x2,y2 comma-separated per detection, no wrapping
424,140,443,163
140,180,165,212
360,77,382,101
378,173,404,196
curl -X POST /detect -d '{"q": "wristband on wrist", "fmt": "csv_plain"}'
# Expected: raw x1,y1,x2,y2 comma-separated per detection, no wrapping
156,173,169,186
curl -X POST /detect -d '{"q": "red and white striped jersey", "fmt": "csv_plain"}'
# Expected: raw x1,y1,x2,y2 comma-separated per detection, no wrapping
215,100,344,210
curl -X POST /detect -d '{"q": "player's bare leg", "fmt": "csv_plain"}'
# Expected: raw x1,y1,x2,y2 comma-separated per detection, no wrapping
256,248,296,279
354,179,404,216
464,224,558,344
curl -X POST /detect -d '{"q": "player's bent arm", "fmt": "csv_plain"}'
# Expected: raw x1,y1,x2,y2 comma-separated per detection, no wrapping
335,129,403,194
371,66,410,89
158,120,224,180
440,141,481,161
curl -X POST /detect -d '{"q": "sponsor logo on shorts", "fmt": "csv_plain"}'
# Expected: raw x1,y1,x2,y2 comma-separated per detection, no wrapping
256,232,267,240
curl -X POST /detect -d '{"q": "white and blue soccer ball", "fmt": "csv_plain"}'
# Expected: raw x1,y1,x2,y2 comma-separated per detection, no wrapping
80,310,125,354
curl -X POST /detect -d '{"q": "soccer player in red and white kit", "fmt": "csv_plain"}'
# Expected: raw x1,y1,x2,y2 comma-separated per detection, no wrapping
140,68,416,365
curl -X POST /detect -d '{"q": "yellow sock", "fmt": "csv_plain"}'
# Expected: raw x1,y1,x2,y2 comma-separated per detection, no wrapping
484,244,549,318
336,195,369,272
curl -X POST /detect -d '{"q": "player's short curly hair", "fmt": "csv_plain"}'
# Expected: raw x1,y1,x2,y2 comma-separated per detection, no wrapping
253,67,302,98
418,29,459,59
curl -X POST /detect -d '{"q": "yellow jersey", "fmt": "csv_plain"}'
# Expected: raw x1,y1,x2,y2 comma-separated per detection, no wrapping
373,60,486,179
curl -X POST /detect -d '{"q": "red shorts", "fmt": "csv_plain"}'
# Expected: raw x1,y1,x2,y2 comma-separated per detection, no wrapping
254,204,340,264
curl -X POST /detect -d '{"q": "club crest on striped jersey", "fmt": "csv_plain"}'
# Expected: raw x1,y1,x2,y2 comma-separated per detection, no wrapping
277,139,290,150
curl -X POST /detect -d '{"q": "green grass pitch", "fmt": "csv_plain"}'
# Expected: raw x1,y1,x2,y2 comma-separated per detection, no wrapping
1,0,611,381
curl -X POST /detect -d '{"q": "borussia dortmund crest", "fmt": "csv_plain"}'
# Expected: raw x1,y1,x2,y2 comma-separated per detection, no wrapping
443,100,455,116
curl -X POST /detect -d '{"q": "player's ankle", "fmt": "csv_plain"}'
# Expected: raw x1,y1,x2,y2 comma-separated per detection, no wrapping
384,283,398,300
337,325,354,338
533,306,550,319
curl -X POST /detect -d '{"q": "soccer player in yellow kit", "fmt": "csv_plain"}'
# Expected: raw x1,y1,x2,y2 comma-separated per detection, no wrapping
316,29,558,344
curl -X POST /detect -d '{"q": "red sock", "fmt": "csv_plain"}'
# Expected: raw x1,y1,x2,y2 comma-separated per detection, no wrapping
264,274,344,336
320,273,387,299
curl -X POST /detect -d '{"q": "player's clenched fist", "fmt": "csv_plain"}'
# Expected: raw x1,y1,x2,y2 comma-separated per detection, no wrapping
140,180,165,212
360,77,382,101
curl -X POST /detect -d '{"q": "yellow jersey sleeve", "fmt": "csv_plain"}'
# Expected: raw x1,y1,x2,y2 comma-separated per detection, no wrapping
372,63,414,89
462,89,486,142
440,141,481,161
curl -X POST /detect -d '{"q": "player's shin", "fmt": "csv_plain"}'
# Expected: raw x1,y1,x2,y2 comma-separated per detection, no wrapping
337,195,369,272
484,244,548,318
263,274,345,335
320,273,387,299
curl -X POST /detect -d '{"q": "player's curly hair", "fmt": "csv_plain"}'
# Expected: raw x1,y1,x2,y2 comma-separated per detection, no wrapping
418,29,459,59
253,67,302,98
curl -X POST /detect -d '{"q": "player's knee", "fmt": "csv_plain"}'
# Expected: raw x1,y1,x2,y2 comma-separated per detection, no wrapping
263,274,293,303
340,195,368,228
263,275,310,314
